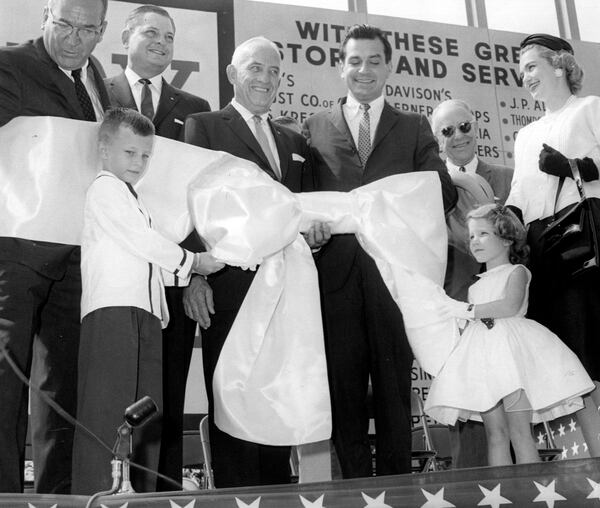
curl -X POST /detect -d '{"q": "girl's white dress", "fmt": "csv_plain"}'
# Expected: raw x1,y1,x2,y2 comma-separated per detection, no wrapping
425,263,594,424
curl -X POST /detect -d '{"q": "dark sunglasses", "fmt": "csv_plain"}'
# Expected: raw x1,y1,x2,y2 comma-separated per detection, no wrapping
440,120,476,138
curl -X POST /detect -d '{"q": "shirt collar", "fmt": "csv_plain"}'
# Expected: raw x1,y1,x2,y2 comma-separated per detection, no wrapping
59,59,90,82
125,67,163,94
345,93,385,117
446,156,478,173
231,98,270,123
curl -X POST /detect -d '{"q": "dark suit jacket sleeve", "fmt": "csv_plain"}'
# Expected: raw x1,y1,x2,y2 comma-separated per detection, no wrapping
0,51,23,127
415,115,457,214
183,114,211,148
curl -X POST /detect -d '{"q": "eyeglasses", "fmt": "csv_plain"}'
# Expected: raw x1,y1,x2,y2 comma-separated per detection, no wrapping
440,120,476,138
47,8,103,40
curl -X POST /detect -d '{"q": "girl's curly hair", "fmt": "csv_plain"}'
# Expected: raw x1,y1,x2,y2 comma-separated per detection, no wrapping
467,204,530,265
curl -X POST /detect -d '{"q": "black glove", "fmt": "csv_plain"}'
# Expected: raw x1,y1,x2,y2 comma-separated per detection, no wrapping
539,143,599,182
538,144,572,178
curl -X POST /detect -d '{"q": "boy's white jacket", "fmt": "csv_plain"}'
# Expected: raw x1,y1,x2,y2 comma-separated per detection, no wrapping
81,170,194,327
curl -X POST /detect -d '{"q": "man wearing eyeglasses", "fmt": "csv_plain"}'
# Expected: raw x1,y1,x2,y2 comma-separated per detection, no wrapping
0,0,111,494
304,24,456,479
431,99,513,470
104,5,211,490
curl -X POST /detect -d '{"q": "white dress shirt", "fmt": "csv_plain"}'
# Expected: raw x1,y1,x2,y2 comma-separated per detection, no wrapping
446,156,478,177
59,59,104,120
231,98,281,175
125,66,163,115
81,171,194,327
343,93,385,148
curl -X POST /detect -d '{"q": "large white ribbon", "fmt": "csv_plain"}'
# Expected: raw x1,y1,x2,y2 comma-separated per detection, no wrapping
0,116,459,446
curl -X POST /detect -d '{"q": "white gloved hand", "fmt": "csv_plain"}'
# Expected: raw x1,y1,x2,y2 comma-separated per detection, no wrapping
439,297,475,320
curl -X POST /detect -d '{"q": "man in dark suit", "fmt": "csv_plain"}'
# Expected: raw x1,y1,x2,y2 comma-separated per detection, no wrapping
105,4,211,490
431,98,513,469
304,24,457,479
0,0,111,493
182,36,325,488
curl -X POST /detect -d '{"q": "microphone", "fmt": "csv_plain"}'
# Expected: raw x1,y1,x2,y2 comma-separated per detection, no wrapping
124,396,158,428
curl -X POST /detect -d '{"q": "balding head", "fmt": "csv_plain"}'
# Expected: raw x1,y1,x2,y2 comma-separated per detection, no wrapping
226,36,281,115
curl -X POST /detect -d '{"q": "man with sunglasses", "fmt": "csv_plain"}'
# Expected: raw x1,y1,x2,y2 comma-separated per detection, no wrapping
432,99,513,204
0,0,111,494
304,24,456,479
431,99,513,470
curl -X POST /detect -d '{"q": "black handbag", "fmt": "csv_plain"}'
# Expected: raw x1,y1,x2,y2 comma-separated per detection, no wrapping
539,160,600,278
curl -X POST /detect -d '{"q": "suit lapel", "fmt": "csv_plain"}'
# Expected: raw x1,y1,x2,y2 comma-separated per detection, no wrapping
371,102,398,153
330,99,357,152
270,119,289,181
34,38,82,119
89,57,111,111
107,72,137,109
154,79,179,126
222,104,277,178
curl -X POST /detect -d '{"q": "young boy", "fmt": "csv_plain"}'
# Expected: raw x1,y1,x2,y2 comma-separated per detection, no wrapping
71,108,223,494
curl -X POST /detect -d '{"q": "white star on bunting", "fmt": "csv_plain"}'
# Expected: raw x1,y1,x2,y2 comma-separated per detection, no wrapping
557,424,566,437
569,419,577,432
584,442,589,452
236,497,261,508
587,478,600,500
477,484,512,507
361,492,392,507
300,494,326,507
571,442,580,456
420,487,456,508
561,447,568,460
533,480,566,508
170,501,196,508
537,432,545,445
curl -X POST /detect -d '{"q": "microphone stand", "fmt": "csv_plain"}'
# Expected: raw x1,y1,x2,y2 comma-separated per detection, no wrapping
113,422,136,494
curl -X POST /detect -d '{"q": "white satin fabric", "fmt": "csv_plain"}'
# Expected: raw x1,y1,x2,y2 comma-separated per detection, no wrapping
0,116,459,446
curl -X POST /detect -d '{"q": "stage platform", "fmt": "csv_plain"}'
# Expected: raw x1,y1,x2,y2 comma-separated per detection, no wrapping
3,457,600,507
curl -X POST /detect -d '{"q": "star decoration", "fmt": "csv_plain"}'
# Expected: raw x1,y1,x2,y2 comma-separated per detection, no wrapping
532,480,566,508
477,484,512,507
571,442,580,456
557,424,566,437
584,442,589,453
420,487,456,508
587,478,600,500
361,492,392,507
561,447,568,460
537,432,545,445
300,494,325,507
569,419,577,432
236,497,261,508
170,501,195,508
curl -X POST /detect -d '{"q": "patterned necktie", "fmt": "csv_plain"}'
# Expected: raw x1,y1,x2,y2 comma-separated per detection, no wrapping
139,78,155,120
357,103,371,167
71,68,96,122
253,115,281,180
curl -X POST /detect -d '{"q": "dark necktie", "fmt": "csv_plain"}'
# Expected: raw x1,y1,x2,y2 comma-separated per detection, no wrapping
71,68,96,122
253,115,281,180
139,78,155,120
357,103,371,168
459,166,466,172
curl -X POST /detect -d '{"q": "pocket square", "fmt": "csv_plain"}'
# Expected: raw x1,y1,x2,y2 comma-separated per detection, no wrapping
292,153,305,163
174,118,184,125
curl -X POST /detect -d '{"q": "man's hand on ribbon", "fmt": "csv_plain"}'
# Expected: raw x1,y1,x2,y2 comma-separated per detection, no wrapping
439,297,475,321
302,221,332,250
183,275,216,330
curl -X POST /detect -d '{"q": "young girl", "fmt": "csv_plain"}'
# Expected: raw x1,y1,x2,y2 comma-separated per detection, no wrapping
425,203,595,466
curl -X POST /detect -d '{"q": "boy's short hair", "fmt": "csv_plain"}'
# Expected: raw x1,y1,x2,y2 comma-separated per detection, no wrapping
99,107,155,143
